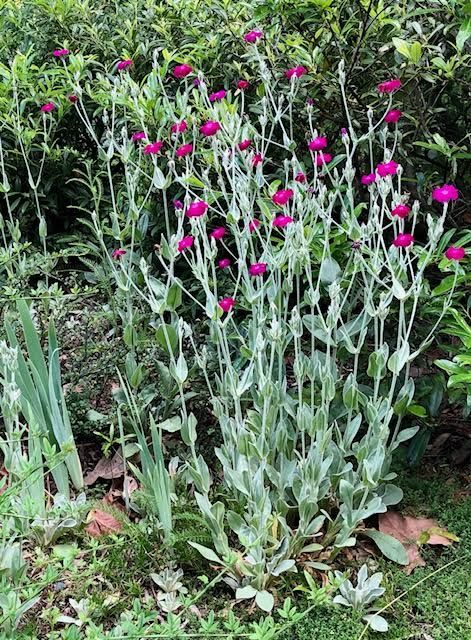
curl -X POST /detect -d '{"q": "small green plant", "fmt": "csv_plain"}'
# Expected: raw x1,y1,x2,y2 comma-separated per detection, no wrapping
150,567,188,613
436,308,471,417
333,564,388,632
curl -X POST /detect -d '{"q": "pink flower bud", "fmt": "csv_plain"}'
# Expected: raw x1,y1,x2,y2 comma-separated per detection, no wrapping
209,90,226,102
315,152,332,167
391,204,410,218
131,131,146,142
377,161,398,177
117,59,133,71
308,136,327,151
176,143,193,157
272,215,294,228
272,189,294,206
248,219,260,232
377,79,402,93
112,248,126,259
171,121,187,134
53,48,70,57
252,153,263,167
295,172,306,183
40,102,55,113
210,226,226,240
68,95,78,103
361,173,376,185
200,120,221,136
238,139,252,151
393,233,414,248
218,258,231,269
219,297,236,312
249,262,267,276
143,141,163,155
444,246,466,261
244,30,263,43
186,200,208,218
384,109,402,123
177,235,194,252
173,64,193,78
285,66,308,79
432,184,459,203
237,79,249,90
173,199,183,210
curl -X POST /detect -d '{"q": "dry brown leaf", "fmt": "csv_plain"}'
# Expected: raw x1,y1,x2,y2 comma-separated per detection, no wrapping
103,477,138,510
85,509,122,537
379,511,454,574
84,450,125,486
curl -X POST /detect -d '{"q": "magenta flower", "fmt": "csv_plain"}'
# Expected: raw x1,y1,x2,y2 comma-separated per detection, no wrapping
285,66,308,79
40,102,55,113
377,79,402,93
341,127,348,137
248,219,260,232
219,297,236,312
361,173,376,185
112,248,126,259
244,30,263,43
272,189,294,206
117,59,133,71
131,131,146,142
308,136,327,152
445,246,466,261
377,161,398,177
384,109,402,123
393,233,414,248
210,226,226,240
173,64,193,78
295,172,306,183
252,153,263,167
249,262,267,276
218,258,231,269
209,90,226,102
186,200,208,218
173,199,183,210
176,143,193,158
315,152,332,167
53,48,70,57
68,94,78,103
143,141,164,155
273,215,294,228
237,79,249,90
194,78,202,86
238,139,252,151
432,184,459,203
177,235,194,252
171,121,187,134
200,121,221,136
391,204,410,218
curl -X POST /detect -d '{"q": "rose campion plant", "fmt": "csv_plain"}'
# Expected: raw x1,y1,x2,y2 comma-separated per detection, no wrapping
72,54,458,611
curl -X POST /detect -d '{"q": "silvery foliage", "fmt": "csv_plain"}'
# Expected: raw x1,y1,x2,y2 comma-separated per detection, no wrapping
150,567,188,613
79,52,454,607
30,492,87,546
334,564,389,632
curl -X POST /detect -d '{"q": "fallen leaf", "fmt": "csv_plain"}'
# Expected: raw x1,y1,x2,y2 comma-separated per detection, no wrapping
103,476,138,510
85,509,122,537
84,450,126,485
379,512,454,574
